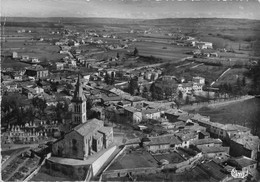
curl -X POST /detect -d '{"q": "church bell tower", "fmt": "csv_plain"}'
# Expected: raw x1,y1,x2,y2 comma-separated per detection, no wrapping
71,74,87,126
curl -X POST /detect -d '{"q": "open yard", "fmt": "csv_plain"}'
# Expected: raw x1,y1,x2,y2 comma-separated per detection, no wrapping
152,152,185,164
30,166,74,181
107,150,158,171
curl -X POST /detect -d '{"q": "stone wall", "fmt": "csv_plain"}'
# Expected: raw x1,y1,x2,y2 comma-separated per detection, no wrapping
92,145,117,176
45,159,91,181
52,131,85,160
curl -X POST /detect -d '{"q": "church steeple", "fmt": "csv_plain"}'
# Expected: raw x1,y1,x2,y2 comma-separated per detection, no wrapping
71,73,87,125
72,74,86,102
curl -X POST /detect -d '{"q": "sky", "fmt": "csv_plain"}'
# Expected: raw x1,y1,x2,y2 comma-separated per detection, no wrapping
2,0,260,20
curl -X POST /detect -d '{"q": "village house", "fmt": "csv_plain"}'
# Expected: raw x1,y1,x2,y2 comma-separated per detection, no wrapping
177,82,203,95
191,138,223,148
124,96,146,108
21,55,30,61
12,51,18,58
124,107,142,123
55,62,64,70
142,134,182,153
231,156,258,177
191,114,212,130
199,146,230,161
22,86,44,99
164,109,189,123
209,123,251,142
142,108,161,120
31,57,40,63
52,119,113,160
192,76,205,85
117,100,132,108
191,41,213,49
25,65,49,79
229,134,260,160
175,130,198,148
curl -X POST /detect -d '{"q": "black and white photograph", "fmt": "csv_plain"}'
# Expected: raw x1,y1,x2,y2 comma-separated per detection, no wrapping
1,0,260,181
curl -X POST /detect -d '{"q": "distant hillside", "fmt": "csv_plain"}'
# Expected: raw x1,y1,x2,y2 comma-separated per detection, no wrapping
2,17,260,25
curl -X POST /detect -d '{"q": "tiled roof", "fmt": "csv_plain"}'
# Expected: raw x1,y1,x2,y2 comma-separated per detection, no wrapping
199,146,229,154
147,134,182,146
74,119,104,136
231,134,260,150
98,127,112,135
198,161,228,181
192,138,222,146
234,156,257,168
221,124,250,132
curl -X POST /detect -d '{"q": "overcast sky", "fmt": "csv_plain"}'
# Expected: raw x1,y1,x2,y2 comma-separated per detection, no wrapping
2,0,260,20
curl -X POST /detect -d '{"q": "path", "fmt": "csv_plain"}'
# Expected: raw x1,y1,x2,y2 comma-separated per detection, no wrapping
210,68,231,86
190,63,204,69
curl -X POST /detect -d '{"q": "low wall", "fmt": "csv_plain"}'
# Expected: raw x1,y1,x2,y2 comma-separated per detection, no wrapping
92,145,117,176
45,159,91,181
102,167,161,179
44,146,117,181
24,158,46,181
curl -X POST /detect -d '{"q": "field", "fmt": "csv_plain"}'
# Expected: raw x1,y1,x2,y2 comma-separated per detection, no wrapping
214,68,248,85
197,98,260,137
163,62,227,84
134,41,195,61
2,41,65,61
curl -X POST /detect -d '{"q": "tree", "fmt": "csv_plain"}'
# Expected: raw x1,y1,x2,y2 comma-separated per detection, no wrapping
116,52,120,59
32,97,47,116
164,87,173,99
55,100,69,122
150,83,157,100
104,73,115,85
185,96,190,105
178,90,183,100
128,77,139,95
1,93,29,124
133,47,139,56
242,76,246,87
104,73,110,85
142,86,149,98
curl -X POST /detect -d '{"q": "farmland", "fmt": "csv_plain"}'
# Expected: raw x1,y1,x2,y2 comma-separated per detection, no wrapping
134,41,195,61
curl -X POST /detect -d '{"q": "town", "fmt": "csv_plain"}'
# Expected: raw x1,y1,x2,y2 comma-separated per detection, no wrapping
1,16,260,182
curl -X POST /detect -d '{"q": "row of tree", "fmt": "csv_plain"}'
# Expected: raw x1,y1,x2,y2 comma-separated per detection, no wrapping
1,93,71,126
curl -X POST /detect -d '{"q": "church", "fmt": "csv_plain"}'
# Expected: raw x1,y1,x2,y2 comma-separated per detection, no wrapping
52,74,113,160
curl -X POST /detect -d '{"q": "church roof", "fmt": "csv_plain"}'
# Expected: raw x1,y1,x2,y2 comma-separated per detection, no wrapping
72,74,86,102
74,118,104,137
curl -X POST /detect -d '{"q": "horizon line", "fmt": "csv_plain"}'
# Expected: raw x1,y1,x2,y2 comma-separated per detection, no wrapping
2,16,260,21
